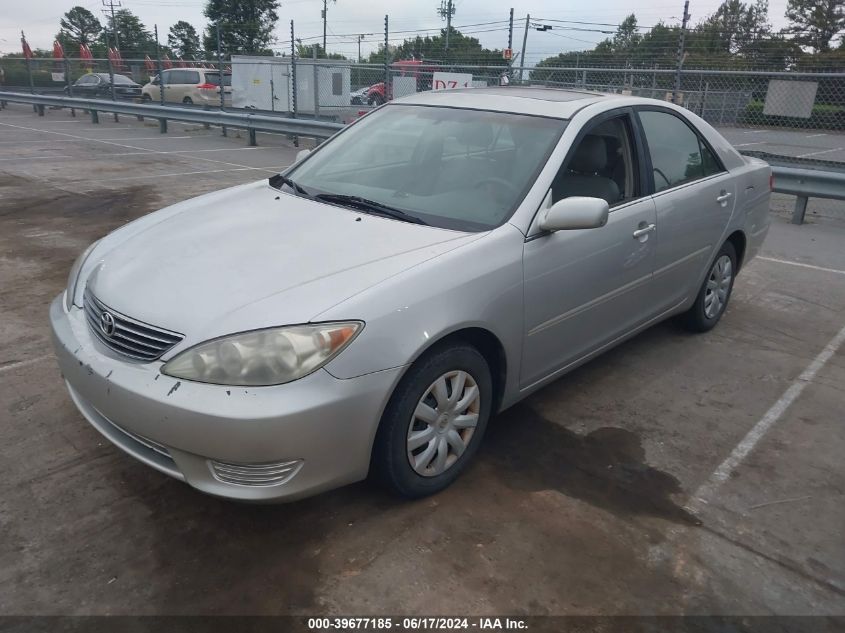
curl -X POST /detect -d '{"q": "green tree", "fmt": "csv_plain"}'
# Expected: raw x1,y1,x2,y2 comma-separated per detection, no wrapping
612,14,642,53
57,6,102,49
203,0,280,56
785,0,844,52
295,43,346,59
101,8,156,56
168,21,202,59
694,0,771,56
390,27,506,65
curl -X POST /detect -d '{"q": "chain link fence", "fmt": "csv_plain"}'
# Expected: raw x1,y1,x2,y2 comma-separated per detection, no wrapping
3,55,844,147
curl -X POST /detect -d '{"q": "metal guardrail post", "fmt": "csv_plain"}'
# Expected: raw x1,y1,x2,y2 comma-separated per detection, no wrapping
249,128,257,146
792,197,809,225
91,109,99,124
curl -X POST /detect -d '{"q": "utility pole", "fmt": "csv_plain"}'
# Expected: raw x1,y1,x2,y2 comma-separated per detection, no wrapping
437,0,455,53
357,34,363,63
102,0,122,50
519,14,529,82
673,0,690,104
507,8,514,50
322,0,327,54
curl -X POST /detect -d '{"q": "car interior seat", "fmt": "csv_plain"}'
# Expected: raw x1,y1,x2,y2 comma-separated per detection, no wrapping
553,135,621,205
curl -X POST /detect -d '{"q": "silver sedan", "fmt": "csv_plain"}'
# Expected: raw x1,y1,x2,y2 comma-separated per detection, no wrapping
50,88,772,501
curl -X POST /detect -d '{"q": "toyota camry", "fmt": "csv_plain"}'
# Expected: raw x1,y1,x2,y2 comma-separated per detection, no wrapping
50,87,772,501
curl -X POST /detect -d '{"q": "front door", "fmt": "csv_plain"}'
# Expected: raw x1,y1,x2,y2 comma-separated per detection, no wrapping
521,110,658,389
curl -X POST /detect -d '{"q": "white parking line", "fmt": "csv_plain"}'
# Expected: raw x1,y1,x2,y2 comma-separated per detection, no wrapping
806,133,827,138
0,155,75,161
0,354,53,374
743,130,767,134
757,256,845,276
733,142,766,147
86,164,291,182
96,135,192,141
0,121,284,173
798,147,844,158
690,321,845,507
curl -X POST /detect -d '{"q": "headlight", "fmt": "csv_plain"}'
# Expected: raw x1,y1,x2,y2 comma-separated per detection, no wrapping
65,240,100,310
161,322,363,386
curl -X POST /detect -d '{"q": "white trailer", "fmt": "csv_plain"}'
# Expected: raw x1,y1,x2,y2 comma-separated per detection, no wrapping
231,56,351,115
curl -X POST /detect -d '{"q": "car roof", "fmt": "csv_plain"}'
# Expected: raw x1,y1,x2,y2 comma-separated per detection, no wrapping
395,86,618,119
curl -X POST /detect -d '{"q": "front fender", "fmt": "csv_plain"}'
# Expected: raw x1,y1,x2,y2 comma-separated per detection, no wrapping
319,225,525,403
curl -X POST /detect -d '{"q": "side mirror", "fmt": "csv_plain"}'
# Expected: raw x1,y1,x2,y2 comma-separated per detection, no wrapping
538,196,609,232
295,149,312,163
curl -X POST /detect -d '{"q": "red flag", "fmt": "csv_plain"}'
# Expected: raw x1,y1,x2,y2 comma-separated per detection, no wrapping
53,40,64,59
162,54,173,69
144,55,155,72
21,35,33,59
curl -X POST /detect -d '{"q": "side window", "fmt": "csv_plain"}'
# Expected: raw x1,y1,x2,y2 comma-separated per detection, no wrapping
700,140,723,178
639,110,721,193
162,70,175,85
185,71,201,84
551,115,639,207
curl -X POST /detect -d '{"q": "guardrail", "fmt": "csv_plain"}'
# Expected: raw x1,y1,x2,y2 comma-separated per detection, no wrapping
741,151,845,225
0,91,344,143
2,92,842,226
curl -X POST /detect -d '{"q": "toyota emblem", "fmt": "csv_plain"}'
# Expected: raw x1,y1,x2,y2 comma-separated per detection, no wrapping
99,311,116,337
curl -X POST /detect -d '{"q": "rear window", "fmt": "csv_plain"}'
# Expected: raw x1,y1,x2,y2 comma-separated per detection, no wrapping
204,72,232,87
112,74,135,85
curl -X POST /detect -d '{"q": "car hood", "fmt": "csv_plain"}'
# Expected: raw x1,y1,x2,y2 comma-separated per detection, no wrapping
87,181,477,348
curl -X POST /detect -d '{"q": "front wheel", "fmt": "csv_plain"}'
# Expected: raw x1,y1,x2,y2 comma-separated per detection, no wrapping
141,94,152,102
679,241,737,332
372,344,492,498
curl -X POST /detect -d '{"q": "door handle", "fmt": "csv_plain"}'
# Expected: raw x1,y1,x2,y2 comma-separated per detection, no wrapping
632,224,656,238
716,192,733,203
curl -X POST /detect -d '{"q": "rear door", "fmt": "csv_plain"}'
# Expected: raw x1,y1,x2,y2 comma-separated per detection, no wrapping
635,107,736,311
520,108,659,389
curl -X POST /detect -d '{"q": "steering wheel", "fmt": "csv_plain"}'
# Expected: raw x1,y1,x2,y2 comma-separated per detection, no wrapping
474,177,519,202
653,168,671,189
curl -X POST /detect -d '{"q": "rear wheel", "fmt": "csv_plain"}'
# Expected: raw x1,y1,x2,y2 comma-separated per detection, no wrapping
372,343,492,498
679,241,737,332
182,97,193,105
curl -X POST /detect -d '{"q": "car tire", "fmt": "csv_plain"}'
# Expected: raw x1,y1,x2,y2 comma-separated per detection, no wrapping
368,94,384,106
679,241,737,333
182,97,193,105
141,94,152,102
372,343,493,498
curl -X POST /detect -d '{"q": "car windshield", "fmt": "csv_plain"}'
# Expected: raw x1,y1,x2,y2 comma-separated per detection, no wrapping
205,72,232,86
287,104,567,231
112,74,136,85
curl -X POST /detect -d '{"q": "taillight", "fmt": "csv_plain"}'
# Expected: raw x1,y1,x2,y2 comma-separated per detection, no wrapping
197,83,217,91
769,174,774,190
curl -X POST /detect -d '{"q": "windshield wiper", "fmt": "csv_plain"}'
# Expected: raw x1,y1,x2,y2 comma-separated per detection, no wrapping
314,194,428,225
269,174,314,198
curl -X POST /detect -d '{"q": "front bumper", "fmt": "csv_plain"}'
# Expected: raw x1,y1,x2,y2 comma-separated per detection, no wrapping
49,294,402,502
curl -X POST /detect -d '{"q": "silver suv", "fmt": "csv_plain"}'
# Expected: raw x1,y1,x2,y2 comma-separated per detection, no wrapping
142,68,232,106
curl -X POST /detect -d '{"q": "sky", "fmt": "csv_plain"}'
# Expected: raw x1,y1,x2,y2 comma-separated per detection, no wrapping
3,0,794,60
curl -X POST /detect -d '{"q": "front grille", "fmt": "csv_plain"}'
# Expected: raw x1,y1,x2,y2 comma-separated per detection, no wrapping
83,287,183,362
209,459,303,487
